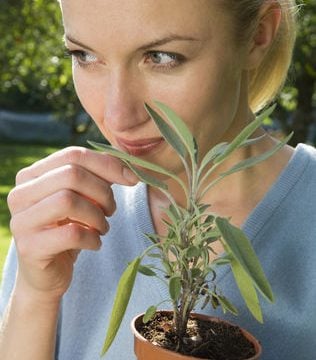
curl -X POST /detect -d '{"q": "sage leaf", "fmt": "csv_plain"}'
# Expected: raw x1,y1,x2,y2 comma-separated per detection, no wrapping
101,257,141,356
201,294,211,310
126,162,168,190
211,294,220,309
154,101,196,160
230,257,263,322
186,246,200,258
144,233,160,244
215,217,274,302
212,254,233,266
217,295,239,316
202,229,221,239
138,265,157,277
145,103,187,159
214,105,276,164
221,133,293,177
88,140,179,181
191,268,202,278
239,134,267,148
169,276,182,301
143,305,157,324
163,205,181,226
199,142,228,173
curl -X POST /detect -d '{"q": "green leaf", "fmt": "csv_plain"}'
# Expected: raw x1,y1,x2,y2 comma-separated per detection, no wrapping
143,305,157,324
230,257,263,322
221,133,293,177
239,134,267,148
214,105,276,164
147,253,162,259
144,233,160,244
186,246,201,258
88,140,180,182
138,265,157,277
217,295,239,316
202,229,221,239
169,276,182,301
126,162,168,190
191,268,202,278
89,140,189,202
197,203,210,213
154,101,196,161
211,294,220,309
201,294,211,310
204,215,215,224
212,254,233,266
199,142,228,172
215,217,274,303
101,257,141,356
163,204,181,226
145,103,187,159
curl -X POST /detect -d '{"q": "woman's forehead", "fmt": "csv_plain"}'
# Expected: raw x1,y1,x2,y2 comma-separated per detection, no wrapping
61,0,227,35
61,0,232,51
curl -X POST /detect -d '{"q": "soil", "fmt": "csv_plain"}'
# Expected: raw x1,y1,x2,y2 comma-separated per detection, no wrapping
137,312,257,360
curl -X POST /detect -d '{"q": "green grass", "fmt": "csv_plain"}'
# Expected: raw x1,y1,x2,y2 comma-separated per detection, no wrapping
0,144,59,281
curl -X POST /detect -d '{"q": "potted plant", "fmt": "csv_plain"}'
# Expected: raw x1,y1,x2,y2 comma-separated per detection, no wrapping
89,101,291,359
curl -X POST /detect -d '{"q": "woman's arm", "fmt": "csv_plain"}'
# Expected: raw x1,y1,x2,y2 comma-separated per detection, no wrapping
0,146,138,359
0,286,60,360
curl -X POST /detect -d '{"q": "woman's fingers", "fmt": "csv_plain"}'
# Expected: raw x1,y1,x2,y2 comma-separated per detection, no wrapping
6,145,136,298
16,223,102,261
8,164,116,215
10,189,109,237
15,146,138,186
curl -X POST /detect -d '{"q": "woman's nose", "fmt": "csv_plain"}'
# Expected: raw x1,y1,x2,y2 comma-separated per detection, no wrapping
103,70,147,132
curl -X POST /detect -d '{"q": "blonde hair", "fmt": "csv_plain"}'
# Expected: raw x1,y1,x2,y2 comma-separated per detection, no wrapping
224,0,298,113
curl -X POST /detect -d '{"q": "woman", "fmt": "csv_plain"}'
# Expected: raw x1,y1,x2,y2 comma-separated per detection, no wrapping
1,0,315,359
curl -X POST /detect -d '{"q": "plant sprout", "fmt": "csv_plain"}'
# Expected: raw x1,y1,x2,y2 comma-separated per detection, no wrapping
89,101,292,356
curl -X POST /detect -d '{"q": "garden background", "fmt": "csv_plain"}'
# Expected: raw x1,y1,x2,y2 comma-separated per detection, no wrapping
0,0,315,279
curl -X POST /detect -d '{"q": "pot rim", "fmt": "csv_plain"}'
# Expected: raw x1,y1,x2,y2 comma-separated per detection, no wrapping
131,310,262,360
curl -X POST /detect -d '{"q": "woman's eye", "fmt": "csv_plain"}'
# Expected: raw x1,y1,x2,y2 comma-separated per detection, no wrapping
65,49,98,67
145,51,184,70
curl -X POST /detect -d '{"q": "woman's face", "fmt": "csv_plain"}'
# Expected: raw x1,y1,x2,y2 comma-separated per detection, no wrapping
61,0,249,174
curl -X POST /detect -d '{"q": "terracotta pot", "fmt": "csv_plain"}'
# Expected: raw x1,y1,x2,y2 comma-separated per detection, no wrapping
131,311,262,360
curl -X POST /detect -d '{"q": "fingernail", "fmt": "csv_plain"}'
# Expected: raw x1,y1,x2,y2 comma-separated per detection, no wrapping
123,167,139,184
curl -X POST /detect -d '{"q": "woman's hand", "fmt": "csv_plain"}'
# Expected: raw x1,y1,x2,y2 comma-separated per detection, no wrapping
7,146,138,304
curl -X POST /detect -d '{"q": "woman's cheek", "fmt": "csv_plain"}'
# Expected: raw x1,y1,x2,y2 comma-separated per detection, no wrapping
73,71,105,125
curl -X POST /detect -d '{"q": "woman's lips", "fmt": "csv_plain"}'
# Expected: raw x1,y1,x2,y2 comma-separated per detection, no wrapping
116,137,165,156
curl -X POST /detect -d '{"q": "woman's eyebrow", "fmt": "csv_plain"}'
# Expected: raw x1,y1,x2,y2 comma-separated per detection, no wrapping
64,34,95,52
136,34,201,51
64,34,200,53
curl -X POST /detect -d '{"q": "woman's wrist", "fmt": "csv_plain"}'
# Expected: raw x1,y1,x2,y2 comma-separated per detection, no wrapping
13,277,63,312
0,283,60,360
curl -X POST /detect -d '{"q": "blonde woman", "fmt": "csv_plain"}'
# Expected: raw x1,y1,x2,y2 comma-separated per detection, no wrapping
1,1,315,359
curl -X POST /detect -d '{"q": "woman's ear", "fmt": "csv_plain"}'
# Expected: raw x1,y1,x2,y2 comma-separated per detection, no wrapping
245,2,282,69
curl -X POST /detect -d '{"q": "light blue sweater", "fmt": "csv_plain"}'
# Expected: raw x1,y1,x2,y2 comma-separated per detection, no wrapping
1,144,316,359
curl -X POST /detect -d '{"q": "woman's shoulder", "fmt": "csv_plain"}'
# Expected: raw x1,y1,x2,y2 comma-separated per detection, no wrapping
294,143,316,166
290,143,316,191
279,143,316,187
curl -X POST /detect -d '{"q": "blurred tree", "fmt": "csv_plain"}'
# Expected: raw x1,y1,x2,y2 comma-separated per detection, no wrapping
0,0,74,113
0,0,95,143
277,0,316,145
